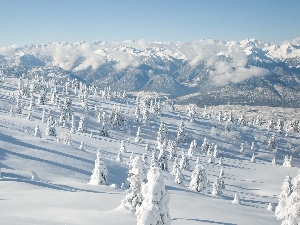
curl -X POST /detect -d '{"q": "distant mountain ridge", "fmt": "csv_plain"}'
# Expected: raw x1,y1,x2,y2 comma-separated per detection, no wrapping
1,38,300,107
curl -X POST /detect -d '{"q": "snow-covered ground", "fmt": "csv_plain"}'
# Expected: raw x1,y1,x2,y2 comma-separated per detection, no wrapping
0,75,299,225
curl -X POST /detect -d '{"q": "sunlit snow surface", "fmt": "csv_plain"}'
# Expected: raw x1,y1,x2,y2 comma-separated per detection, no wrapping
0,76,299,225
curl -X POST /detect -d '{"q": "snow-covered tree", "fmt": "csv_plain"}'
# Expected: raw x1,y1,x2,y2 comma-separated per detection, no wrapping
167,140,177,160
145,142,151,152
15,97,22,114
218,157,223,166
187,139,197,157
136,167,171,225
70,115,76,134
45,117,56,137
88,150,108,185
283,155,293,167
79,141,84,150
77,116,87,133
34,125,41,137
212,177,223,196
187,104,196,122
240,142,245,156
268,133,276,152
119,140,127,154
116,150,123,163
150,151,158,168
157,122,168,148
157,145,168,171
99,122,109,137
179,152,190,171
250,153,256,163
122,156,146,212
189,165,207,192
213,144,219,158
176,121,187,145
142,153,148,165
201,137,209,154
26,109,33,121
271,155,277,165
135,126,142,142
174,165,183,184
275,175,294,223
232,193,241,204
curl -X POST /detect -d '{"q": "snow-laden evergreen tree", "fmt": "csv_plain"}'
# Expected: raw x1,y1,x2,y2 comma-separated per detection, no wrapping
9,106,14,117
135,126,142,142
26,109,33,121
277,118,284,133
167,140,177,160
196,155,201,165
213,144,219,158
157,122,168,148
218,111,223,123
189,165,207,192
170,158,179,176
31,171,40,181
28,96,36,110
63,97,73,121
77,116,87,133
212,177,223,196
187,104,196,122
122,156,146,212
15,97,22,114
268,133,276,152
240,142,245,156
238,113,246,126
271,155,277,165
179,151,190,171
41,108,47,123
176,121,187,145
142,153,148,165
142,106,150,125
187,139,198,157
136,167,171,225
79,141,84,150
116,150,123,163
38,91,46,105
45,117,56,137
228,111,234,123
275,175,293,220
283,155,293,167
232,193,241,204
99,122,109,137
145,142,151,152
218,157,223,166
280,171,300,225
267,119,274,130
250,142,255,152
119,140,127,154
250,153,256,163
201,137,209,154
70,115,76,134
157,145,168,171
174,165,183,184
34,125,41,137
88,150,108,185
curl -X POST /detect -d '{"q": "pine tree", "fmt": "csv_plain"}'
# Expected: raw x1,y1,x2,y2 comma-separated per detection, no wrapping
45,117,56,137
189,165,207,192
170,158,179,176
15,97,22,114
136,167,171,225
268,133,276,152
240,142,245,156
157,145,168,171
145,142,151,152
142,153,148,165
267,202,274,211
119,140,127,153
275,175,293,222
250,153,256,163
176,121,187,145
201,137,209,154
174,166,183,184
213,144,219,158
99,122,109,137
157,122,168,148
150,151,158,168
70,115,76,134
135,127,142,142
79,141,84,150
116,150,123,163
88,150,108,185
34,125,41,137
77,116,87,133
179,152,190,171
167,140,177,160
232,193,241,204
212,177,223,196
271,155,277,165
283,155,293,167
122,156,146,212
187,139,197,157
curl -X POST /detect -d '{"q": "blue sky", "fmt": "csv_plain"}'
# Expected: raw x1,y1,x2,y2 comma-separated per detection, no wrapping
1,0,300,46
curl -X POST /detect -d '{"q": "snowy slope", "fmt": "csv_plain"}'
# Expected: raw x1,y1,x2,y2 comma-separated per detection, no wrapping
0,73,300,225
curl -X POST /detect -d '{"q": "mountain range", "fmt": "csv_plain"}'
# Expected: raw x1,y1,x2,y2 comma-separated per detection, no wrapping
1,38,300,107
